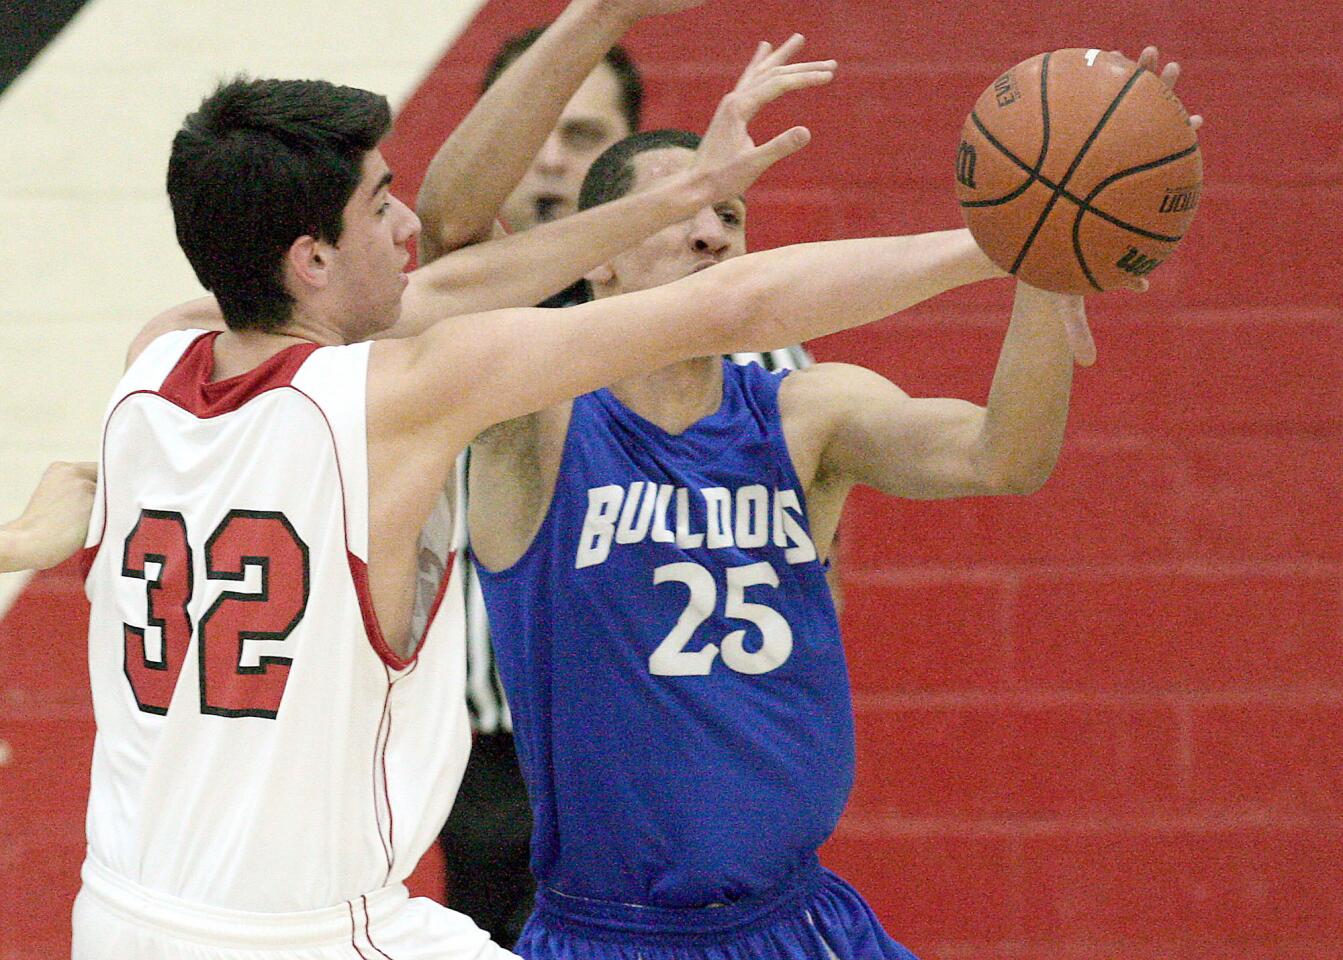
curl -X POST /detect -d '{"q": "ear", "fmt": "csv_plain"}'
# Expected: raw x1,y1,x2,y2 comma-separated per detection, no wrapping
285,234,330,292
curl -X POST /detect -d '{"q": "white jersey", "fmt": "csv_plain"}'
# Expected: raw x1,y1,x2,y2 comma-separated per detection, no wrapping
81,330,471,914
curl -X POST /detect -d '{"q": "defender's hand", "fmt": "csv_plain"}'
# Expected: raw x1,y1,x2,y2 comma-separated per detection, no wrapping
5,461,97,571
691,35,837,200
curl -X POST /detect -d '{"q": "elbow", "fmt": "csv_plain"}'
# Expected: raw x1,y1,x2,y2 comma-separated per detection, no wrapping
995,470,1051,497
979,453,1058,497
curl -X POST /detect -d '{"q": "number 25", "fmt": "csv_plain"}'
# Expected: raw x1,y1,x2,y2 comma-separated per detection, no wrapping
649,561,793,676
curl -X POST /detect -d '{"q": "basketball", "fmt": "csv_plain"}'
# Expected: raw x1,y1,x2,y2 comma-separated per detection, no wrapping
955,48,1202,293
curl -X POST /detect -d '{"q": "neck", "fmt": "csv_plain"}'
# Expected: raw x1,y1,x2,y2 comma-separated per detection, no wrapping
608,355,723,435
210,306,344,381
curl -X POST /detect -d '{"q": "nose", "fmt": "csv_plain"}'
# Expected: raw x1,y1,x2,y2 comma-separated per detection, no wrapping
393,195,421,244
687,206,729,257
534,132,567,176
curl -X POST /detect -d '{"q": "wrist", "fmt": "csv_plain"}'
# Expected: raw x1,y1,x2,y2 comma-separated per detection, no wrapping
587,0,642,32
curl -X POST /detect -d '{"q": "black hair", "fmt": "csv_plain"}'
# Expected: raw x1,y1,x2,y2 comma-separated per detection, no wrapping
166,76,392,332
578,129,701,212
482,26,642,133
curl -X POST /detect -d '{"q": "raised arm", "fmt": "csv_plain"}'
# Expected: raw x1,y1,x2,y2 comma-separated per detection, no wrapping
140,40,836,348
373,226,1004,451
789,283,1083,505
0,461,97,574
416,0,708,260
402,36,834,326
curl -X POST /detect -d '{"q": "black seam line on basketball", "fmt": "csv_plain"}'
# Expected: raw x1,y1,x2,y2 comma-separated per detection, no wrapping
966,111,1062,206
1074,142,1201,243
1070,139,1198,290
963,170,1187,241
1036,52,1052,174
1009,66,1147,275
1072,218,1105,291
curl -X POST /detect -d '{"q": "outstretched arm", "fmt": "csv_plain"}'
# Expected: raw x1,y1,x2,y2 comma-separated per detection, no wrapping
417,0,709,261
402,36,834,326
134,39,836,351
793,282,1083,503
374,226,1004,450
0,462,97,573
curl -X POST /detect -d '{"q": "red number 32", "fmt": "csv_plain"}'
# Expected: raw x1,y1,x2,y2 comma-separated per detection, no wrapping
121,509,309,720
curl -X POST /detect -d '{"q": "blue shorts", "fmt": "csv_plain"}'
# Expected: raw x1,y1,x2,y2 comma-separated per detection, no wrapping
515,857,918,960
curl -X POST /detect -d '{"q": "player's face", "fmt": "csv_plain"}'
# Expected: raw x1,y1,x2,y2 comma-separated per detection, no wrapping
603,147,747,296
498,62,631,232
325,150,420,340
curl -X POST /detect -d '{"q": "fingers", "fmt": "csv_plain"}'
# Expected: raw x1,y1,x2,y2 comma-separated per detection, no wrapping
771,59,839,76
759,33,806,70
1188,113,1203,132
1137,45,1159,71
744,40,772,74
753,125,812,168
1062,304,1096,367
734,67,836,118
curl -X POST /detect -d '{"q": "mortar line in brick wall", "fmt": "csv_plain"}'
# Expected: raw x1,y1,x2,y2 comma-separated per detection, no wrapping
1000,572,1019,687
832,809,1332,839
850,686,1343,712
843,560,1343,586
0,698,93,722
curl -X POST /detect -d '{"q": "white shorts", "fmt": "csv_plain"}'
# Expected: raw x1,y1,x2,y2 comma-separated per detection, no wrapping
73,857,519,960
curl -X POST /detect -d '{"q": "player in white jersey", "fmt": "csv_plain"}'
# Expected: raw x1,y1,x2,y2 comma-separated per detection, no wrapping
76,331,489,957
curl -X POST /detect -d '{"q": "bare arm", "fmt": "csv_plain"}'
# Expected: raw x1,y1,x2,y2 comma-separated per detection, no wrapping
417,0,708,260
402,37,835,328
372,227,1003,451
0,462,97,573
799,283,1083,501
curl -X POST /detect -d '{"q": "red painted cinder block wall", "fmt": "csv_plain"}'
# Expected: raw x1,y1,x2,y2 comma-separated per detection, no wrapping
3,1,1339,958
382,6,1343,956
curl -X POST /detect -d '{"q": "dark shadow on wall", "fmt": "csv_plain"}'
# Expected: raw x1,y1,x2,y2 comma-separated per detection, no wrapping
1,0,89,94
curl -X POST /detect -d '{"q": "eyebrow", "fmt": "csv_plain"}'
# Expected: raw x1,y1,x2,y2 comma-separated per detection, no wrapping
370,171,393,197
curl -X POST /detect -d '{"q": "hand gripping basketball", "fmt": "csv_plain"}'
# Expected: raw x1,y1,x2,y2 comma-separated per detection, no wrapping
955,45,1203,295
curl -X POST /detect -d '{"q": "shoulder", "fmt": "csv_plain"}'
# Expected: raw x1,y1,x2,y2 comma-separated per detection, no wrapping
779,362,910,414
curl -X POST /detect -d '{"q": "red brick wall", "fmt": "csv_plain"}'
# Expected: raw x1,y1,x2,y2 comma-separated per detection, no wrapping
4,2,1339,957
384,8,1343,954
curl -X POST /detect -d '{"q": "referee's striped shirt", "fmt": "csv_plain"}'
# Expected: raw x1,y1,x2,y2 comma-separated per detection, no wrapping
413,344,815,735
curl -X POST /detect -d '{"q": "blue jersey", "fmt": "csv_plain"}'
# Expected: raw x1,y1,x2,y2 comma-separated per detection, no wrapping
476,360,855,908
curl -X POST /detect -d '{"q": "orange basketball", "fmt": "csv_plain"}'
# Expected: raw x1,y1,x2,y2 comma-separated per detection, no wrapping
955,48,1202,293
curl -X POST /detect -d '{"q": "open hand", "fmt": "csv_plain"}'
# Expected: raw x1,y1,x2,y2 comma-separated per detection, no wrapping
1126,45,1203,133
691,35,837,201
2,461,96,572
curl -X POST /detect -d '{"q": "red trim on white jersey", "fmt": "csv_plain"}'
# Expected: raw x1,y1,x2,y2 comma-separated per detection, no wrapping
347,552,455,671
159,332,321,418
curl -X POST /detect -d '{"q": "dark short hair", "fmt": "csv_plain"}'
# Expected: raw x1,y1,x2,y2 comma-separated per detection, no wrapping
166,77,392,332
578,129,701,212
483,26,642,133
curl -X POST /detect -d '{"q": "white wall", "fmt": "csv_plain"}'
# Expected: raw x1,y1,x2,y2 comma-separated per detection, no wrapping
0,0,487,610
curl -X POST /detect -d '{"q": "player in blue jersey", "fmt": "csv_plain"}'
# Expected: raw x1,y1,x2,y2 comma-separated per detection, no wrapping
466,51,1191,956
465,131,1082,960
